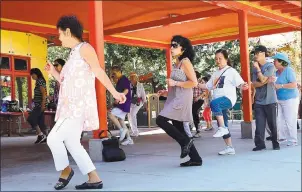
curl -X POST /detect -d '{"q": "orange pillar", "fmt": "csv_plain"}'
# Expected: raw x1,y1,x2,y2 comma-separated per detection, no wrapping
165,48,172,78
238,10,252,122
89,1,108,138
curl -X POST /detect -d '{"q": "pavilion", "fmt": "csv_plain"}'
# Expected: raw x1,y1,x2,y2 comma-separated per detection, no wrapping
1,0,301,138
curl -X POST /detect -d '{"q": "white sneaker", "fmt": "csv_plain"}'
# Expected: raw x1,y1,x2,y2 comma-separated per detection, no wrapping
218,146,236,155
279,139,287,144
213,127,229,138
121,139,134,146
119,129,128,142
287,141,298,146
130,132,139,137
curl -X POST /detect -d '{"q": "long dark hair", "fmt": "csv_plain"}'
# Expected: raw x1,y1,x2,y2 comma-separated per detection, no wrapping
30,68,45,81
171,35,195,62
215,49,232,67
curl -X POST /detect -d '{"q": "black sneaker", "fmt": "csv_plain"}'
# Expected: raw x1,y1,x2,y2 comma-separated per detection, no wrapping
266,136,272,141
273,144,280,150
252,146,266,151
34,135,46,144
180,160,202,167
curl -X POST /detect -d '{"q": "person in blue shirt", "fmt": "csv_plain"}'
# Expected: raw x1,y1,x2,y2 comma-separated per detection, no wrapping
269,52,299,146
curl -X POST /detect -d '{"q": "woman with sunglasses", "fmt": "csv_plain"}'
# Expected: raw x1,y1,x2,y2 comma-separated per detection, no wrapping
52,59,65,106
156,35,202,167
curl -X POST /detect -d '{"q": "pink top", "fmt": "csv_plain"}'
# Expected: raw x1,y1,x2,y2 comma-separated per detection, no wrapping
55,42,99,131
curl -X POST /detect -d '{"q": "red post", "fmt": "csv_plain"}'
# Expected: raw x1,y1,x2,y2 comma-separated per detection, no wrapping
165,48,172,78
238,10,252,122
89,1,108,138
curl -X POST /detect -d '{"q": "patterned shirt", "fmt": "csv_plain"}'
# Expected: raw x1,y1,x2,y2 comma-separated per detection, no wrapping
55,42,99,131
193,79,203,99
33,78,47,108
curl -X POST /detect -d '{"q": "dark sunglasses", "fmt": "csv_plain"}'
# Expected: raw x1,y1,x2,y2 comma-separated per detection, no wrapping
171,43,179,48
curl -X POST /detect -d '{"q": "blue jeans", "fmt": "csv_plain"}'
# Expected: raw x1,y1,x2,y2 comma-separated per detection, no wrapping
211,96,232,139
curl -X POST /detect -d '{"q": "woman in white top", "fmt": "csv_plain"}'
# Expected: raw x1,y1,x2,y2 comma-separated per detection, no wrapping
198,49,248,155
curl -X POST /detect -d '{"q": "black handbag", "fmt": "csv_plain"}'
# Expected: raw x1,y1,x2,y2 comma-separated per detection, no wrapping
99,130,126,162
8,100,20,112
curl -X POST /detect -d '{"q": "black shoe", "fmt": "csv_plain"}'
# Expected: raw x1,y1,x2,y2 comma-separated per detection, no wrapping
266,136,272,141
54,169,74,190
75,181,103,190
34,135,46,144
180,138,194,158
252,146,266,151
273,144,280,150
180,160,202,167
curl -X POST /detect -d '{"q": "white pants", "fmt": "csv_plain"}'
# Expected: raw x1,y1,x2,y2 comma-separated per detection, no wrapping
277,97,299,142
183,122,193,137
47,117,96,175
108,110,130,140
128,104,143,134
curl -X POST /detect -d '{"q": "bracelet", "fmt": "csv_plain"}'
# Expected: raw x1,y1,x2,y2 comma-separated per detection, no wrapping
257,70,261,74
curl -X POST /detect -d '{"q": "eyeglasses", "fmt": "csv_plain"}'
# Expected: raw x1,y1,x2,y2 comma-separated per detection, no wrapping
171,43,179,48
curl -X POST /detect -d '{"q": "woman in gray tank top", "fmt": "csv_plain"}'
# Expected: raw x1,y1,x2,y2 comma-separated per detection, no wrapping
156,35,202,167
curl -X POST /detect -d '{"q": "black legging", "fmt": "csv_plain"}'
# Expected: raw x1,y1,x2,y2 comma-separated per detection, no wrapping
156,115,202,162
192,99,204,131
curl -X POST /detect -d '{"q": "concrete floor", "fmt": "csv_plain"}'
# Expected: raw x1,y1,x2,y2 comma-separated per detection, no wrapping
1,122,301,191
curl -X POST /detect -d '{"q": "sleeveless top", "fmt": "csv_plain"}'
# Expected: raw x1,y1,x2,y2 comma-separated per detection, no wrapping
55,42,99,131
159,58,193,122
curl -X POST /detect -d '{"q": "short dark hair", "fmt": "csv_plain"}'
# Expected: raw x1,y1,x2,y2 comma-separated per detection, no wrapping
54,58,65,67
171,35,195,62
202,76,209,82
30,68,45,81
111,65,122,72
195,71,201,79
57,15,83,41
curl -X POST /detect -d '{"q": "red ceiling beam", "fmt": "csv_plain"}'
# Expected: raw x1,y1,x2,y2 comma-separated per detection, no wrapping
260,1,288,6
1,20,58,35
103,36,169,49
271,4,297,10
291,12,302,16
191,27,297,45
104,8,234,36
206,1,301,29
281,8,301,14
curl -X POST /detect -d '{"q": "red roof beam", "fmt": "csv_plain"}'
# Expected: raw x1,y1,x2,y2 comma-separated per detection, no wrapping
104,8,234,36
271,4,297,10
281,8,302,14
260,1,289,6
291,12,302,17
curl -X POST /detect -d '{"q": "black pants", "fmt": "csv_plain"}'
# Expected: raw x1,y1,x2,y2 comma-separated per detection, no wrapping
254,103,279,148
192,99,204,131
156,115,202,162
27,107,47,135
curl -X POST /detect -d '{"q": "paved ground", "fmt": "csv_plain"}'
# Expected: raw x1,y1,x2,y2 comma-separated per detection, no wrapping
1,122,301,191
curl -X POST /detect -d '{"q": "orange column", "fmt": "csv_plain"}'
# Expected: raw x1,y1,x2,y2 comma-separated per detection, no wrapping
238,10,252,122
89,1,108,138
165,48,172,78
